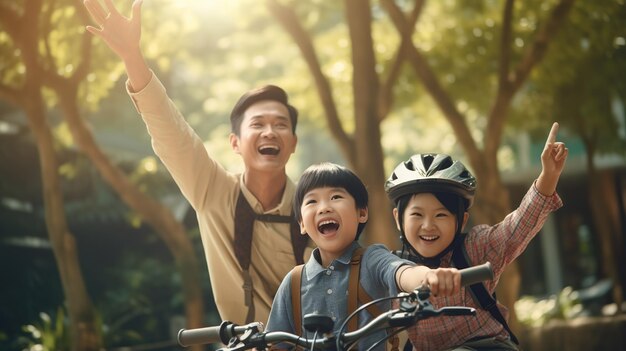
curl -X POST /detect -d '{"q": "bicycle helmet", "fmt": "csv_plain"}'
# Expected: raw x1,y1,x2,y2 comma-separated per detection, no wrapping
385,153,476,209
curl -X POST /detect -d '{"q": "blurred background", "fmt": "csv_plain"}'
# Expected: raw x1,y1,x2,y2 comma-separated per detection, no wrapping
0,0,625,350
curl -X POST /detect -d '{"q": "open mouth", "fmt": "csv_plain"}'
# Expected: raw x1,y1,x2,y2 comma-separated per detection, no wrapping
318,220,339,234
419,235,439,242
258,145,280,156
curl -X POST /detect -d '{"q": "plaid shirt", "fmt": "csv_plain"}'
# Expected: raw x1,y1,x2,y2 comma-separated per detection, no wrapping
407,182,563,351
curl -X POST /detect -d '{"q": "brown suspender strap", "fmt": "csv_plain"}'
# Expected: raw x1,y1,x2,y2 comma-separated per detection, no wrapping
358,284,384,317
350,247,399,351
348,247,364,332
291,246,397,351
234,190,309,323
291,264,304,337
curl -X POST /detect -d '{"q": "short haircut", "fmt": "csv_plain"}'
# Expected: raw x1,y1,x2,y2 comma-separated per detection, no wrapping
229,85,298,135
294,162,369,238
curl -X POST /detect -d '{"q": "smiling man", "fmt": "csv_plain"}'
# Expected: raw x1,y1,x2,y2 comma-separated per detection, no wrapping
83,0,314,324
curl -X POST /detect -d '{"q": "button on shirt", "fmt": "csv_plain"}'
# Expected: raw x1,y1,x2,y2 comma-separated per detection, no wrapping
266,242,413,350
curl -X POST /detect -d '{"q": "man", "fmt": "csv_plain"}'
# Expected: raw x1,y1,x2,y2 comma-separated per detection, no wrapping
83,0,313,324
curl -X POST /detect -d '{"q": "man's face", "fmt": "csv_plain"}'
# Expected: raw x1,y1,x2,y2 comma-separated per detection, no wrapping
230,100,297,173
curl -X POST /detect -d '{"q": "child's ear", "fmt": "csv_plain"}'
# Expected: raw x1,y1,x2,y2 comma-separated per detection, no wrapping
461,212,470,231
299,220,306,234
392,208,401,230
358,207,368,223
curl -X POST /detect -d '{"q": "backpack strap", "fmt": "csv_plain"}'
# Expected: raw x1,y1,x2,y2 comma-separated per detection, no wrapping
451,234,519,345
348,247,363,332
234,190,308,323
291,247,397,351
350,248,385,319
350,247,398,351
290,264,305,336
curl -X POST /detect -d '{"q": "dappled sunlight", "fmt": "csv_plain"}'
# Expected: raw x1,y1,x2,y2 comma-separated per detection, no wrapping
2,1,625,349
138,157,158,174
53,123,74,149
498,146,516,171
515,287,585,328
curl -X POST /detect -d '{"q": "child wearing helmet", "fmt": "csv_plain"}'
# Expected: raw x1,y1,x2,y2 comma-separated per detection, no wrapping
266,162,464,350
385,123,568,350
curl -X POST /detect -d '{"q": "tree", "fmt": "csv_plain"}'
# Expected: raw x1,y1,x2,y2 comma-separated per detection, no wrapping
0,1,101,349
262,0,575,334
265,0,422,249
525,0,626,311
0,1,206,350
381,0,575,332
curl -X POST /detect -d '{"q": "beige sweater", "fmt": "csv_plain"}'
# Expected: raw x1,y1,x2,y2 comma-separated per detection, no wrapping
127,73,313,324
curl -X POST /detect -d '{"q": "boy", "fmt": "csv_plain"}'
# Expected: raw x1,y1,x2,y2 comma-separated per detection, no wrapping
384,122,568,350
267,162,462,350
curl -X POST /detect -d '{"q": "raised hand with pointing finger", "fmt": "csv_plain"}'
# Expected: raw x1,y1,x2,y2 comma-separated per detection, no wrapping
537,122,569,196
384,123,567,349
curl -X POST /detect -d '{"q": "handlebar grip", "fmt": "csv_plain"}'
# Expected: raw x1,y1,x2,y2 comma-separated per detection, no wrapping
460,262,494,286
177,321,264,347
177,326,222,347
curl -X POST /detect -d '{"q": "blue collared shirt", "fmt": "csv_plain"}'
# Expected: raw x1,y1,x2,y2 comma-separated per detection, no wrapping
266,242,413,350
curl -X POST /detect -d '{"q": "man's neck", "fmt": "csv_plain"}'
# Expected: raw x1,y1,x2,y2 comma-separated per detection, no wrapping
243,169,288,211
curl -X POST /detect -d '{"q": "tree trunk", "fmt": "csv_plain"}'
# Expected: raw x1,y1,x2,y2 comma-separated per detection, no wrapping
586,149,624,312
0,0,103,348
1,1,206,349
53,83,206,348
388,0,575,337
344,0,397,249
24,87,102,351
472,167,522,335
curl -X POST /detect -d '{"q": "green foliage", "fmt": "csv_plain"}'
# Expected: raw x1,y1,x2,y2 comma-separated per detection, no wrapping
514,0,626,154
17,308,70,351
2,0,624,349
0,31,25,88
515,286,584,327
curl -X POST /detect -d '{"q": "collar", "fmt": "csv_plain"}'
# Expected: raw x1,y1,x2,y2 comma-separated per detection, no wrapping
305,242,361,280
238,173,295,216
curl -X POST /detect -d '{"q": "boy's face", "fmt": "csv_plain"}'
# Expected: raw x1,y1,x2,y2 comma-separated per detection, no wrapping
299,186,368,266
394,193,468,258
230,100,297,173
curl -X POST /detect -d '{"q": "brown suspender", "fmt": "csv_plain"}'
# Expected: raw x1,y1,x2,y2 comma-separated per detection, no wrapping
348,247,365,332
290,247,398,351
234,190,309,323
291,264,304,337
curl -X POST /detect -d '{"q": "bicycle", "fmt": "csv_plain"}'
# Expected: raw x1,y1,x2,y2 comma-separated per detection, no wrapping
178,262,494,350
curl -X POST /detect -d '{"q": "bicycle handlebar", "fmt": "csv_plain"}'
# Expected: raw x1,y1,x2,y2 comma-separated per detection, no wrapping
177,321,265,347
460,261,493,286
178,261,494,350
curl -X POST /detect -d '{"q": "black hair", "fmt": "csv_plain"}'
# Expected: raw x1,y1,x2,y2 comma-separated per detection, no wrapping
229,85,298,135
294,162,368,239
